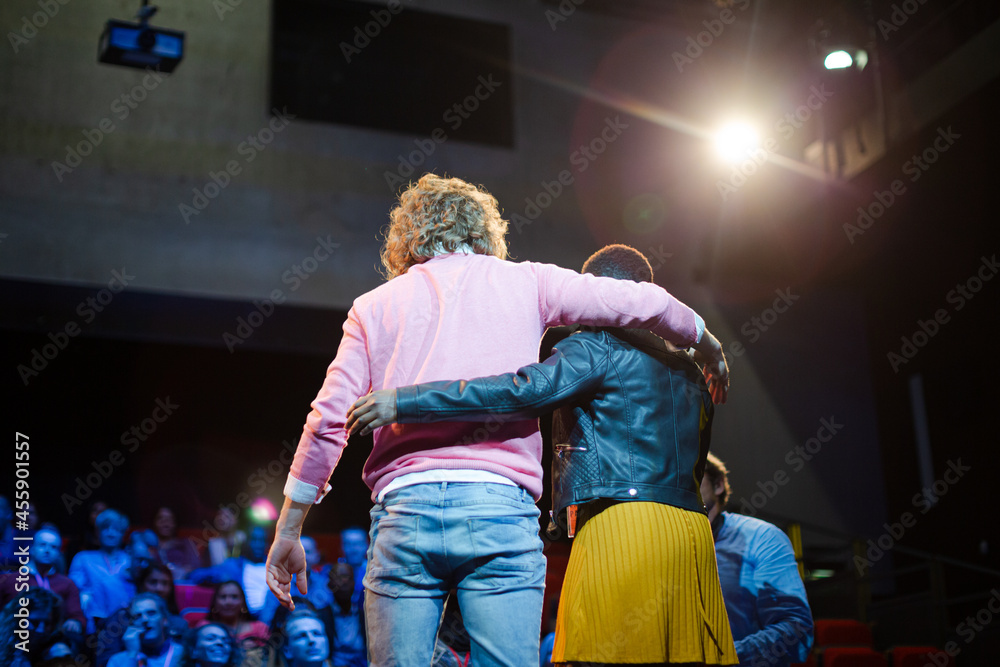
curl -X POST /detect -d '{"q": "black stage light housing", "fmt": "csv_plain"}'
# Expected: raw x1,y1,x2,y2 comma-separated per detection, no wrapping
99,18,184,72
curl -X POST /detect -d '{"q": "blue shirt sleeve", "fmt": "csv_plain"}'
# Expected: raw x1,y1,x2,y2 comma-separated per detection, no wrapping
732,520,814,665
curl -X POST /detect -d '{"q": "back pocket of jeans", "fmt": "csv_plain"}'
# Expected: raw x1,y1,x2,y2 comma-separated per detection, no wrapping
365,516,424,597
466,517,543,578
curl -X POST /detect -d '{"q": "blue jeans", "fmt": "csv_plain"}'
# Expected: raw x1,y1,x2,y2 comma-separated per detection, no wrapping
363,482,546,667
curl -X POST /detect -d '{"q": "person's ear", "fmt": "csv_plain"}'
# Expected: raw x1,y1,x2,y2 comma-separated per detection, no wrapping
714,480,726,497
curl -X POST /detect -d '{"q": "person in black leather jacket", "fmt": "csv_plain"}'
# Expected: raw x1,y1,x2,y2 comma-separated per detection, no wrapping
347,244,737,666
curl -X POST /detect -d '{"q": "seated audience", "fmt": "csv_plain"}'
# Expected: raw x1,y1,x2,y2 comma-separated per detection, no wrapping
201,581,270,651
280,611,329,667
69,509,134,631
67,501,109,561
0,524,85,635
0,588,63,667
335,528,367,610
154,508,203,582
97,564,189,667
183,623,242,667
320,563,365,667
190,526,270,616
206,508,246,567
106,593,184,667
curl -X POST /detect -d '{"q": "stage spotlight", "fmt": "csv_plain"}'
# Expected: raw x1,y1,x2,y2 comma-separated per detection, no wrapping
714,122,760,163
823,48,867,71
823,50,853,69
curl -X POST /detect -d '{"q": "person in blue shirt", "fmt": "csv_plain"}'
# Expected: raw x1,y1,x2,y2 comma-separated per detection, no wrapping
106,593,184,667
701,453,814,667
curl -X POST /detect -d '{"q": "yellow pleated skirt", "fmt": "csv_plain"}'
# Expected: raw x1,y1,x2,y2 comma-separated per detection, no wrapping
552,501,739,665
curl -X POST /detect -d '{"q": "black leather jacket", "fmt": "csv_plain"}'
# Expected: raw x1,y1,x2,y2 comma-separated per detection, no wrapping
394,326,714,532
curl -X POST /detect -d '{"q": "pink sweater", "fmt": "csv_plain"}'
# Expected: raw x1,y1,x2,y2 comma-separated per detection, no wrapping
286,253,703,503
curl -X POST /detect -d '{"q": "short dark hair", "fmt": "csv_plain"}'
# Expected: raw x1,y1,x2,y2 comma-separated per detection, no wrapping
129,592,169,621
703,452,732,509
582,244,653,283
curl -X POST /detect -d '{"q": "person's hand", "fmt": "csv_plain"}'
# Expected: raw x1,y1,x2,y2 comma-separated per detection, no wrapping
692,330,729,405
346,389,398,436
123,625,142,655
265,535,308,611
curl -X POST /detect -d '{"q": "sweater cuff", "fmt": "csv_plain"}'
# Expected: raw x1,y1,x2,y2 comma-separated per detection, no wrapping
693,313,705,344
283,474,331,505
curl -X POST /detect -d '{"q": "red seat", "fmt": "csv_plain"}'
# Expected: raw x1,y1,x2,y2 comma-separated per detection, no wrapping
790,654,817,667
183,610,209,629
890,646,956,667
814,618,873,647
823,647,887,667
175,584,215,612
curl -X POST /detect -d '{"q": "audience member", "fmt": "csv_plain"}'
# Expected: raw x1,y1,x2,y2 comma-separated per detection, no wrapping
68,509,134,631
0,524,85,635
336,528,367,609
67,501,110,561
320,563,365,667
207,508,246,567
702,453,814,666
183,623,242,667
191,527,270,617
37,632,79,667
126,531,158,587
281,611,329,667
202,581,270,651
0,588,63,667
106,593,183,667
97,564,189,667
154,508,203,582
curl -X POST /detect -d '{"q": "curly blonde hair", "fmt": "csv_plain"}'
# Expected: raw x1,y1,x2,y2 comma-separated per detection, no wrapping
380,174,508,280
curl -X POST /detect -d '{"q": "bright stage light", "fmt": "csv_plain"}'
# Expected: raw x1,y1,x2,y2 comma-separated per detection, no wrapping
714,122,760,163
824,50,853,70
